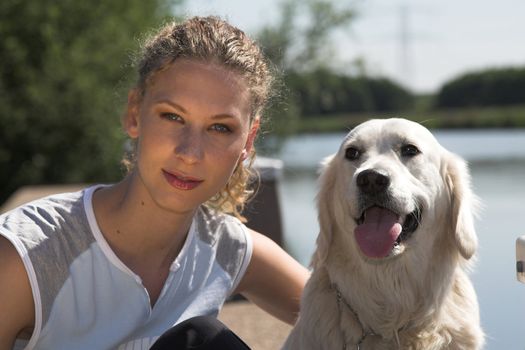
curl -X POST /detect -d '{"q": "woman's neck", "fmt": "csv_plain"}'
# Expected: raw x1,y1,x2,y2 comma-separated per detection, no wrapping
92,175,196,270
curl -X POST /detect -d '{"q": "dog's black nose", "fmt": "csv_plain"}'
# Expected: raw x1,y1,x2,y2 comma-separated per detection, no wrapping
356,169,390,194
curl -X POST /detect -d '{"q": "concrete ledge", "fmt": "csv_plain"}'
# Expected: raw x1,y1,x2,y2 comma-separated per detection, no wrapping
0,184,86,214
218,301,292,350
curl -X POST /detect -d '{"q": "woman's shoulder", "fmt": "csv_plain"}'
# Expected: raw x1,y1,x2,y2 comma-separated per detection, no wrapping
0,186,97,255
194,206,248,246
1,187,87,223
192,206,252,277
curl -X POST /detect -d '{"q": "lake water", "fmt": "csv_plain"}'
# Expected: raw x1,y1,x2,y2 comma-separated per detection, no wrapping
265,129,525,350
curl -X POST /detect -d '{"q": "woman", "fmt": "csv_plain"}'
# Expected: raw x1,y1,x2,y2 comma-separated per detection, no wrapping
0,16,308,349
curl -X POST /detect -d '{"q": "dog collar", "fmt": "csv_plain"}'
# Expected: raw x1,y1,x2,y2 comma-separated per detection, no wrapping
331,282,376,350
330,281,412,349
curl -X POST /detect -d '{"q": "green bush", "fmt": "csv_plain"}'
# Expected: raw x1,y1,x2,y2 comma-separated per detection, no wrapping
284,68,413,117
436,67,525,108
0,0,181,203
364,77,414,112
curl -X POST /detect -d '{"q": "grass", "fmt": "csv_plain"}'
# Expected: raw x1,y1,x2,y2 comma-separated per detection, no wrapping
294,104,525,133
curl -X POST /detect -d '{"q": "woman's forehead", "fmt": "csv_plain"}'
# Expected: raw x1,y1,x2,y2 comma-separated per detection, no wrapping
143,60,253,119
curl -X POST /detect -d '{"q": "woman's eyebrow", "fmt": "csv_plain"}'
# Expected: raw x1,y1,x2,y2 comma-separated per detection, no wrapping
156,99,240,121
155,99,187,113
210,113,238,121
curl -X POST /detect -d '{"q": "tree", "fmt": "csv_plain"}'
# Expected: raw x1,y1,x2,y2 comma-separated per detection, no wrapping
286,69,413,117
255,0,356,140
254,1,413,139
0,0,183,203
436,67,525,108
257,0,356,72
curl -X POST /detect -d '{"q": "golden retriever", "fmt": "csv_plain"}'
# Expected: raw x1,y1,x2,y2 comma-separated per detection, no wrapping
284,118,484,349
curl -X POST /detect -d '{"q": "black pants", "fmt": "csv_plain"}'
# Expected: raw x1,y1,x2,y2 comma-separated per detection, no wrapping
150,316,251,350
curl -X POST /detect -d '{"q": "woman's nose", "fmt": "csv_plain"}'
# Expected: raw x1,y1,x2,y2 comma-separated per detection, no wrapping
174,128,205,164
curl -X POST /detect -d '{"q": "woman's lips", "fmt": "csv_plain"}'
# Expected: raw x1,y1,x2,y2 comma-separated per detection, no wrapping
162,170,204,190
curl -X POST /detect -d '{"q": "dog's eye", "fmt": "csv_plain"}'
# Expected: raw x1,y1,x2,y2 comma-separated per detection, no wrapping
401,144,420,157
345,147,361,160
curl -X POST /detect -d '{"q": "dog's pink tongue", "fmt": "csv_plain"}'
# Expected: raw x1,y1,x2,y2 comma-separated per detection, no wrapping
354,207,402,258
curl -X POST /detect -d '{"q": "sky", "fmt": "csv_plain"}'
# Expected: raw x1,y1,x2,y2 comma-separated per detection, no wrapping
183,0,525,94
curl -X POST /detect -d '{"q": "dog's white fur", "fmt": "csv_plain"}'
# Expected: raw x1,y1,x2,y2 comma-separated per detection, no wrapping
284,118,484,349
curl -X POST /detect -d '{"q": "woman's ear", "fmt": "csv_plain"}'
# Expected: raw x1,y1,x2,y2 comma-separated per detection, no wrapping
123,89,141,139
241,117,260,160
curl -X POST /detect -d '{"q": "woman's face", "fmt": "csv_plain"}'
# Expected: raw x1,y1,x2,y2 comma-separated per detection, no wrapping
125,59,258,214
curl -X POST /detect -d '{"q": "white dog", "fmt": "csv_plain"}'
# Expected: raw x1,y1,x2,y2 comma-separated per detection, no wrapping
284,118,484,349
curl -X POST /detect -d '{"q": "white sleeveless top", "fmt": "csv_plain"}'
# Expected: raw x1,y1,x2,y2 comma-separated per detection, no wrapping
0,185,252,350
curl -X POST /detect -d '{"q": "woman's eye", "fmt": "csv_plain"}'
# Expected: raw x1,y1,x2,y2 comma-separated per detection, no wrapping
345,147,361,161
401,144,420,157
161,112,183,122
210,124,232,133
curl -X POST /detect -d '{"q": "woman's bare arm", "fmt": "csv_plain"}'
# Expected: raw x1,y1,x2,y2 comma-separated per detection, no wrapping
234,230,310,325
0,236,35,350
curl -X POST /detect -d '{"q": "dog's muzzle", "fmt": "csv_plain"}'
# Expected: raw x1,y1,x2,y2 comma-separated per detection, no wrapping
354,169,422,258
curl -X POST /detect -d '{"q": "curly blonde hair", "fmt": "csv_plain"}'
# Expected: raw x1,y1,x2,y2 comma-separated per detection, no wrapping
123,16,274,221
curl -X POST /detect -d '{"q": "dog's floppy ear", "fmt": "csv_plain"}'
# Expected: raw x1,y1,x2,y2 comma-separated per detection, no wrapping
442,152,479,260
312,154,337,268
